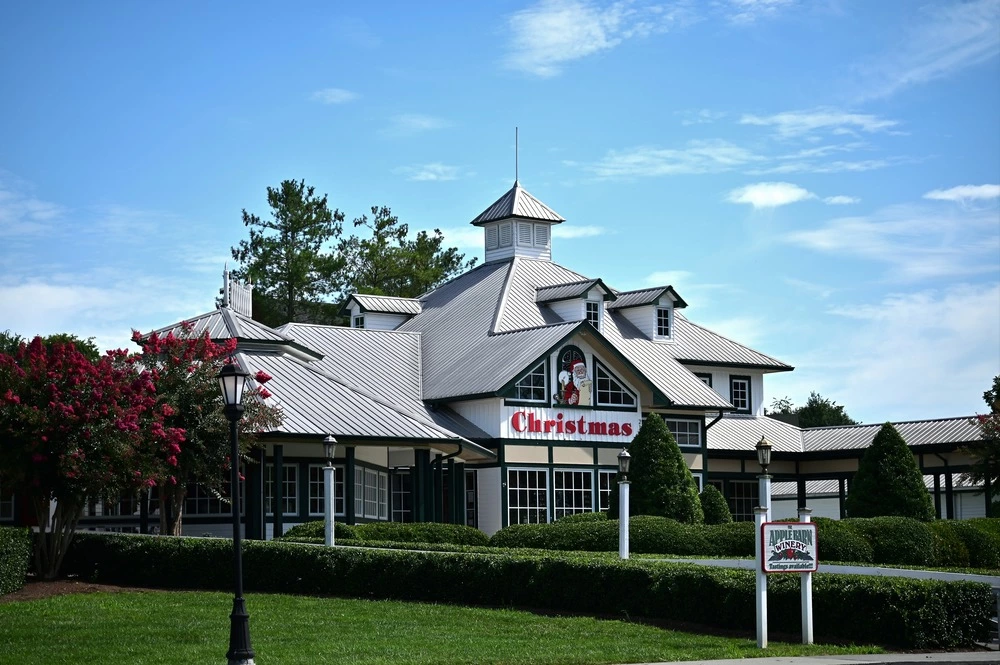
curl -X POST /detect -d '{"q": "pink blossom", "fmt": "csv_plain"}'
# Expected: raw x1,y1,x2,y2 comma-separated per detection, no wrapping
258,387,272,399
254,370,272,384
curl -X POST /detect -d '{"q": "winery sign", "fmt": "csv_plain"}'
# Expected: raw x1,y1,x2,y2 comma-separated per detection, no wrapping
761,522,819,573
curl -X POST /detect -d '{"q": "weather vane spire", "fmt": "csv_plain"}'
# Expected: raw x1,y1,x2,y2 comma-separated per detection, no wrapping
515,126,519,184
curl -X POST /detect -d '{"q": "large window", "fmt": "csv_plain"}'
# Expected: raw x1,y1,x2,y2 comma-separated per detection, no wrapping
553,470,593,519
656,307,672,338
730,376,751,413
355,467,389,521
264,464,298,516
595,362,636,407
585,301,601,329
465,470,478,528
598,470,616,511
186,482,241,516
663,418,701,447
308,464,344,517
513,362,547,402
84,495,139,518
507,469,548,525
391,471,412,523
728,480,759,522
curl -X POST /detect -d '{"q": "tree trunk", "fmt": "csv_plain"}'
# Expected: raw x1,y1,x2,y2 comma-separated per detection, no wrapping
157,483,187,536
31,495,82,579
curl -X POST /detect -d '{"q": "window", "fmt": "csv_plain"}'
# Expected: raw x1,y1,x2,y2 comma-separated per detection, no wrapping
598,470,616,511
465,470,478,528
354,467,364,517
354,467,389,521
728,480,759,522
308,464,344,517
513,362,547,402
84,495,139,518
264,464,298,516
186,482,241,516
695,373,713,387
486,226,499,249
730,376,751,413
0,482,13,520
352,315,364,329
499,222,513,247
663,419,701,447
595,362,636,407
391,471,412,523
378,471,389,520
553,470,593,519
507,469,548,525
585,301,601,329
690,473,703,492
656,307,672,338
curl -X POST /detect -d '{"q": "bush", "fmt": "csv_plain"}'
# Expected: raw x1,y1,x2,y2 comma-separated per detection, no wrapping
812,517,874,563
845,423,934,521
699,486,732,524
947,520,1000,568
556,511,608,523
630,516,710,555
63,532,994,648
843,517,935,566
280,521,357,541
352,522,489,546
927,521,970,567
703,521,755,557
0,526,31,595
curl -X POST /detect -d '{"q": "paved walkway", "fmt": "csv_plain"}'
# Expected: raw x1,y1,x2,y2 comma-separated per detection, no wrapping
629,653,998,665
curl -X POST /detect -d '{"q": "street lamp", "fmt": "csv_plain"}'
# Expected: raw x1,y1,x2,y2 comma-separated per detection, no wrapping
617,448,631,560
323,435,337,547
755,435,773,520
217,362,255,665
754,434,773,649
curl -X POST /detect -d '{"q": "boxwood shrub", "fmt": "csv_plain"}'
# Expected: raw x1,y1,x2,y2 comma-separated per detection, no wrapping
946,520,1000,568
927,521,970,567
842,517,933,566
812,517,874,563
280,521,357,540
62,532,993,649
0,526,31,595
278,521,489,546
556,511,608,523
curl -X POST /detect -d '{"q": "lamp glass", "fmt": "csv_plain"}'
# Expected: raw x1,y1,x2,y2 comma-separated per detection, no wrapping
617,448,631,475
217,362,249,407
756,436,772,470
323,435,337,464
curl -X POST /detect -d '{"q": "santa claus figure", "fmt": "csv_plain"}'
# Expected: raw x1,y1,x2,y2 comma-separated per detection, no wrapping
571,360,593,406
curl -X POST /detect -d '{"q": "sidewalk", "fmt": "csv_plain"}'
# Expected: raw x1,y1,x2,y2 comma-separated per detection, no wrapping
630,651,999,665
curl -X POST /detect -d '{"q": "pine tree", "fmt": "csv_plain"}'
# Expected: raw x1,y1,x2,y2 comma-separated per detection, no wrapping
700,485,733,524
608,414,704,523
845,422,934,521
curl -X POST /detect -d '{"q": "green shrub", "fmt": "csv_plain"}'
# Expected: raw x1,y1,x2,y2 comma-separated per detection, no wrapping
556,511,608,523
699,486,732,524
630,516,710,555
353,522,489,546
703,521,755,557
0,526,31,595
279,521,356,540
967,517,1000,539
947,520,1000,568
62,532,993,648
927,521,970,567
813,517,873,563
843,517,934,566
845,423,934,521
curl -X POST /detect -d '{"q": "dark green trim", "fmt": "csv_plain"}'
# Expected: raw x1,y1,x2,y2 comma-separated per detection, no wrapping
681,359,793,372
590,358,639,410
728,374,752,415
345,448,356,526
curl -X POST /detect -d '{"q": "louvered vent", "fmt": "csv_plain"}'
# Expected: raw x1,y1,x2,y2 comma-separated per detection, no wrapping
486,225,499,249
535,224,549,247
518,222,533,245
499,222,513,247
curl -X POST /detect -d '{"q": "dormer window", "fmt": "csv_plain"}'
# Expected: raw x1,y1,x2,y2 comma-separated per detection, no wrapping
595,362,636,407
656,307,672,339
352,315,365,329
513,362,547,402
586,301,601,329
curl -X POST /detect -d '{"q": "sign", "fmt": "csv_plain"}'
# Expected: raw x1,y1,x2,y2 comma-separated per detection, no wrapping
761,522,819,573
502,407,641,442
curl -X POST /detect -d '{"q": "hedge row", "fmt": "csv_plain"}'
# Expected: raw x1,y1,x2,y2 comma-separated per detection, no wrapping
279,521,489,546
0,526,31,595
62,532,993,648
490,516,1000,568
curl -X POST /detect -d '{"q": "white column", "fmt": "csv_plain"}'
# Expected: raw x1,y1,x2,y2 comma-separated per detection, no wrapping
619,480,630,560
758,474,772,522
755,505,768,649
324,463,335,547
798,506,814,645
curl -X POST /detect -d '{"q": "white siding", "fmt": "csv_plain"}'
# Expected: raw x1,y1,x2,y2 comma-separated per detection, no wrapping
549,299,584,322
955,491,988,519
451,398,503,437
477,467,502,536
364,312,409,330
772,498,842,520
621,305,655,338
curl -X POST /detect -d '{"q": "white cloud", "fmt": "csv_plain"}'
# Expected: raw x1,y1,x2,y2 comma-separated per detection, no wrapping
643,270,693,287
310,88,359,104
504,0,692,77
725,0,796,25
854,0,1000,100
694,315,768,347
381,114,450,136
785,203,1000,280
551,224,605,239
727,182,815,208
740,108,899,138
0,181,65,237
677,109,726,125
823,195,860,205
923,184,1000,203
572,140,763,178
783,277,835,299
393,163,465,182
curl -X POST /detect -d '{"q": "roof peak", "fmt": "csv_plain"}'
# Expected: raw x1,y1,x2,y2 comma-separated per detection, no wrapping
470,181,565,226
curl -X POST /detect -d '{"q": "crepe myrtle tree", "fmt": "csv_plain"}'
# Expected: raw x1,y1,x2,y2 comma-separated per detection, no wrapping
131,324,282,536
0,337,172,578
961,376,1000,513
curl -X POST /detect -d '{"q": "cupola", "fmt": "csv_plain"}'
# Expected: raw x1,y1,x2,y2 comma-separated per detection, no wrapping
470,181,564,262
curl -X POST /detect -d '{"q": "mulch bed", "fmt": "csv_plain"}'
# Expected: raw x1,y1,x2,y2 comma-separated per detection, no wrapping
0,578,154,604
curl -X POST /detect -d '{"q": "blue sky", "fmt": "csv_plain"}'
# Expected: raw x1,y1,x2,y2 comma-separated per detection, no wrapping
1,0,998,424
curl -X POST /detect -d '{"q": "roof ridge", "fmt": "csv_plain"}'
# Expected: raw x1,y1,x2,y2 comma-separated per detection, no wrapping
802,415,978,431
490,258,518,335
488,319,581,337
536,277,596,290
352,292,421,301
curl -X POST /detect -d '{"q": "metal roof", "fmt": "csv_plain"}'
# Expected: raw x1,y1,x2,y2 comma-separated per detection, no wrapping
608,285,688,310
343,293,422,315
707,414,982,454
470,181,565,226
771,473,980,498
669,312,792,371
535,279,615,304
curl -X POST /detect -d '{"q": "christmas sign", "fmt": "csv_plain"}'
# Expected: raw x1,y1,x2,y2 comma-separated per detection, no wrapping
761,522,819,573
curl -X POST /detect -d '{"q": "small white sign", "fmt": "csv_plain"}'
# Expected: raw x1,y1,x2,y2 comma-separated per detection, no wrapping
761,522,819,573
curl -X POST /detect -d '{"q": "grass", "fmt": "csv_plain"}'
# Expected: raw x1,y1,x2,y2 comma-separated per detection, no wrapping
0,590,884,665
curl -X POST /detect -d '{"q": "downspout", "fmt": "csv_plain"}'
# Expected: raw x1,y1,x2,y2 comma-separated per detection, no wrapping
704,413,724,431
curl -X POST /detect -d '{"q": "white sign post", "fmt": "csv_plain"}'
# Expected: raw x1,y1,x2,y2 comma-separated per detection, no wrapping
760,519,819,646
798,507,814,644
618,479,630,559
754,506,769,648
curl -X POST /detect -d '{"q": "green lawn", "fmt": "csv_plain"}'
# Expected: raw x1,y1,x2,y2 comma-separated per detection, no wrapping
0,590,883,665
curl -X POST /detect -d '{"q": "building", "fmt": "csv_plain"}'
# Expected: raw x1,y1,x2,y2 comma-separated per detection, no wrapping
3,181,987,536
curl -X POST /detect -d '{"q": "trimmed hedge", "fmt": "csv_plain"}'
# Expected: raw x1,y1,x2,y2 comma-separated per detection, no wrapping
62,532,993,648
812,517,874,564
278,521,489,546
842,517,934,566
946,520,1000,568
0,526,31,595
927,521,970,567
556,512,608,523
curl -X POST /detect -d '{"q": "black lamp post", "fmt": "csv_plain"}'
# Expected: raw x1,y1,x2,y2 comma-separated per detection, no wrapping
755,435,772,476
217,362,255,665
